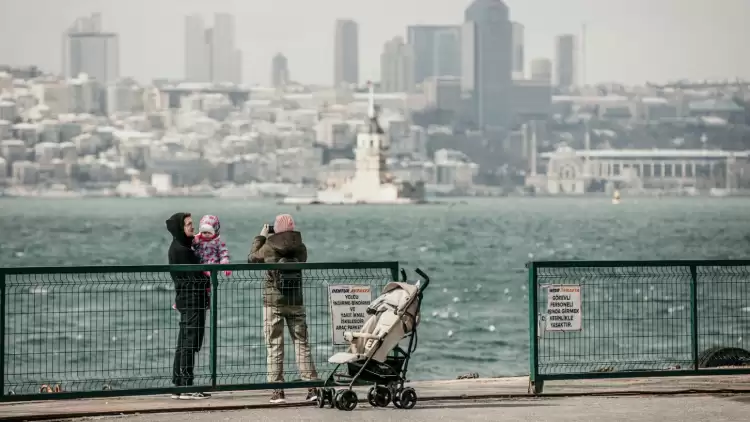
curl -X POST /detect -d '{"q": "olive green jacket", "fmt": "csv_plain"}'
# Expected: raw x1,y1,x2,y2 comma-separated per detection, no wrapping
248,231,308,307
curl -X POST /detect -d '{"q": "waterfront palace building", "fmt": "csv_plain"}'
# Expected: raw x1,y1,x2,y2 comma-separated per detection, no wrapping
538,145,750,194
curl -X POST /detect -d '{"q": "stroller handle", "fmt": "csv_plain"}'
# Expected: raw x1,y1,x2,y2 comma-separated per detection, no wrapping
415,268,430,290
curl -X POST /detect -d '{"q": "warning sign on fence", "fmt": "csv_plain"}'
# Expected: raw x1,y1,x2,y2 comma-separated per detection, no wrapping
329,285,373,345
545,285,582,332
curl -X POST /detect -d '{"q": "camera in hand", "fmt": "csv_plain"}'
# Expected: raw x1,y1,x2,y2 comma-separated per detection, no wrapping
267,224,275,234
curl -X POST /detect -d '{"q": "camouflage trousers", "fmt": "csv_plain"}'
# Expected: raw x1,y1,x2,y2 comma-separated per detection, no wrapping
263,305,319,383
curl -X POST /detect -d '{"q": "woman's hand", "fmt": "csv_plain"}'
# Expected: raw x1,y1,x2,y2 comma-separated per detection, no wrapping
260,223,270,237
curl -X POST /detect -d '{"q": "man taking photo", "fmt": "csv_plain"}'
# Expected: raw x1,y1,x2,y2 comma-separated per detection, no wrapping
248,213,318,404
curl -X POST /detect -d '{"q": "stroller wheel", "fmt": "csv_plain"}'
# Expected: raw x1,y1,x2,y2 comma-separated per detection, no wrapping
367,387,378,407
325,388,336,409
315,388,326,408
333,390,344,410
397,387,417,410
338,390,358,411
369,386,391,407
392,388,403,409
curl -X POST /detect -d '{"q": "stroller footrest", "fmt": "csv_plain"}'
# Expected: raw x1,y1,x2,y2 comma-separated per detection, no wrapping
328,352,363,364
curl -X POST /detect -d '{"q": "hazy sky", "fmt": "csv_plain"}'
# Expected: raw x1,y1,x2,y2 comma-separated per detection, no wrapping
1,0,748,86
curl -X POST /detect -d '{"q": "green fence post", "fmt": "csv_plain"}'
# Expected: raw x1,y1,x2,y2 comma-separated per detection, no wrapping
210,270,218,388
689,265,699,372
389,263,399,283
0,271,5,397
527,262,543,394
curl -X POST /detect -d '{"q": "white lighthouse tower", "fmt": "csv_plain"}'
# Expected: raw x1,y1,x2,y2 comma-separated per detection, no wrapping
352,82,392,195
286,82,423,205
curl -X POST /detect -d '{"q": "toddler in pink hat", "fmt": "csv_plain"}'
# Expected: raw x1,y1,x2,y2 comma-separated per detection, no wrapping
172,214,231,311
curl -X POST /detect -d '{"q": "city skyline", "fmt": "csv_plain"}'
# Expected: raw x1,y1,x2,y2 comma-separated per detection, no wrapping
1,0,749,86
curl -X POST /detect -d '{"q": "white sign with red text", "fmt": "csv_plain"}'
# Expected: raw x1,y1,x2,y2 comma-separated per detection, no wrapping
328,285,373,345
544,285,582,332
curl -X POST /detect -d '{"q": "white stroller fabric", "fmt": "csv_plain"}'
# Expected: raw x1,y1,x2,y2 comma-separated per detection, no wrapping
329,282,420,364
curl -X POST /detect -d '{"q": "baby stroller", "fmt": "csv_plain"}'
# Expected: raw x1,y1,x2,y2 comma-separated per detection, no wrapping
316,268,430,411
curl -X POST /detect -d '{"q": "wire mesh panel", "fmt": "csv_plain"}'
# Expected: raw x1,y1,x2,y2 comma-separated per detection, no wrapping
534,265,694,375
696,265,750,368
3,270,202,395
1,262,396,399
531,260,750,386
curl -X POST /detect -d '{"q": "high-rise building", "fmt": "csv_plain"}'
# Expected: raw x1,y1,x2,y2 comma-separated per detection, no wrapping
184,15,210,82
212,13,242,84
433,28,461,80
555,34,576,88
334,19,359,87
463,0,514,130
380,37,414,93
530,58,552,83
62,13,119,84
184,14,243,84
511,22,524,78
272,53,290,88
407,25,461,89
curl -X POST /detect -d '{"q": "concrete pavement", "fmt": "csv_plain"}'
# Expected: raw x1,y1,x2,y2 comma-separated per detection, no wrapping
76,395,750,422
2,375,749,421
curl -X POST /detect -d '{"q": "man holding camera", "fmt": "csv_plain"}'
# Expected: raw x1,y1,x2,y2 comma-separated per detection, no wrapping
248,213,318,404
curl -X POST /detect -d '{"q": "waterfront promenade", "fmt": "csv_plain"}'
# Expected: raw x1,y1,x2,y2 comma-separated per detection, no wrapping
2,375,749,421
89,395,750,422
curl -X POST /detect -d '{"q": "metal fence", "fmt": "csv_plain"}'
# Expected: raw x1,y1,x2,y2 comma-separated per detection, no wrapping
0,262,398,401
528,260,750,394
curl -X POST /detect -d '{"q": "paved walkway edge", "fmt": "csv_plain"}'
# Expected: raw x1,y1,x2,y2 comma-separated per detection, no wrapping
5,388,750,422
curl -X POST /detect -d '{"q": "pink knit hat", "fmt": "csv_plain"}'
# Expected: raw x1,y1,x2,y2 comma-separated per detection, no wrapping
274,214,295,233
